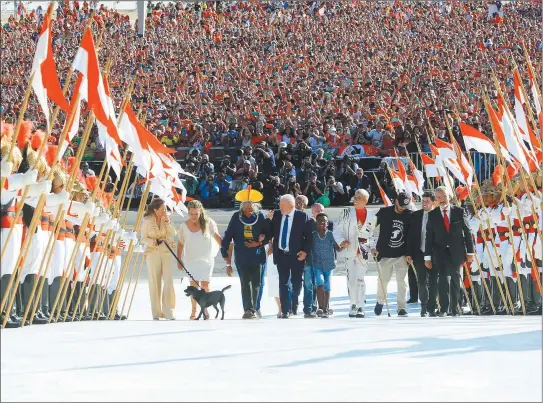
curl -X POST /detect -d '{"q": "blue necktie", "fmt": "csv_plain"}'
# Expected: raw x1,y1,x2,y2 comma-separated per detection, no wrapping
281,215,289,250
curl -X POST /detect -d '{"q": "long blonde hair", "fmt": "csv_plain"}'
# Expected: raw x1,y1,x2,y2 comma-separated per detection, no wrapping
187,200,209,235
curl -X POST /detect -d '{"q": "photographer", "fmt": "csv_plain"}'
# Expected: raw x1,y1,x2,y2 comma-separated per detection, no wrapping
349,168,372,200
295,141,313,169
279,161,297,184
285,175,302,198
198,174,220,208
215,173,232,206
326,176,347,206
298,156,315,185
338,155,358,185
262,175,286,209
197,154,215,180
303,172,324,206
253,141,276,178
217,155,236,179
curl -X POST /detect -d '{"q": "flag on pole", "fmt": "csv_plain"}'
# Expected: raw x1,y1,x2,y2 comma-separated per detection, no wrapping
459,123,496,154
31,3,71,130
376,180,392,207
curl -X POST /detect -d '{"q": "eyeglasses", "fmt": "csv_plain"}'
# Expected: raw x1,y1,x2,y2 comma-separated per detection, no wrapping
353,196,365,200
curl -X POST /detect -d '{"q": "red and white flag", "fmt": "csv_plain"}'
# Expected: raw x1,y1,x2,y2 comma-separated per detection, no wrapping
527,64,542,135
31,3,70,130
375,180,392,207
459,122,496,154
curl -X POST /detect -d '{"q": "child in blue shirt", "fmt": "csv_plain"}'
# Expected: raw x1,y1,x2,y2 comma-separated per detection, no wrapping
311,213,342,318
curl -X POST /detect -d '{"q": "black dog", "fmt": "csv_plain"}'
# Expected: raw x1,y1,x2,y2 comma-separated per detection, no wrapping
184,285,231,320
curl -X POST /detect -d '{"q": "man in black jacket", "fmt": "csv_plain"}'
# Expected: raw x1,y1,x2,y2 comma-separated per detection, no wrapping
406,191,437,316
424,186,474,317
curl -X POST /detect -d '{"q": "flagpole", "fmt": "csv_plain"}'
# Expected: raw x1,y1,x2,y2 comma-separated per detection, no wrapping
48,58,119,322
522,40,543,105
413,137,434,191
0,88,83,324
484,94,527,314
0,11,97,265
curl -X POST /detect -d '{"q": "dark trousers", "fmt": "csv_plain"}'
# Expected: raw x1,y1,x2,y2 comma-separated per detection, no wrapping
49,276,66,314
238,263,262,312
408,264,418,301
413,254,437,309
40,276,49,315
71,281,87,316
20,274,36,317
0,274,15,315
277,259,303,315
433,249,461,314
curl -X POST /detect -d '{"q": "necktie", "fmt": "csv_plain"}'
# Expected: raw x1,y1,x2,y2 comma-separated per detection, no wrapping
421,212,428,252
281,215,289,249
443,209,450,232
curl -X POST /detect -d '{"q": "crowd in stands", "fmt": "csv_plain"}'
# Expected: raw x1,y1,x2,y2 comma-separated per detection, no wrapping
1,0,541,207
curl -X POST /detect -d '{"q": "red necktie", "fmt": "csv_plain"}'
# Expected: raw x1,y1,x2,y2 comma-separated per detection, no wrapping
443,209,450,232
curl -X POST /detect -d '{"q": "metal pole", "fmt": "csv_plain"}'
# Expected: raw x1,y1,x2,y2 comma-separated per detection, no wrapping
137,0,146,37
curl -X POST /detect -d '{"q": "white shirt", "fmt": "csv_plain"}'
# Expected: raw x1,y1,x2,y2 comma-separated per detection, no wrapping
278,211,294,253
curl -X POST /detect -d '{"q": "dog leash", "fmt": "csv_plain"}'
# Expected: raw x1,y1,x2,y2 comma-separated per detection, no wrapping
162,241,201,289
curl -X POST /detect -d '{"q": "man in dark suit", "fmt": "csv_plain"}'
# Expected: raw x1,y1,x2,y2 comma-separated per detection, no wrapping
424,186,474,317
406,191,437,317
271,194,313,318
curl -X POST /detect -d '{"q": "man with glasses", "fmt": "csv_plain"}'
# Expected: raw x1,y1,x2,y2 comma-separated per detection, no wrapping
349,168,371,201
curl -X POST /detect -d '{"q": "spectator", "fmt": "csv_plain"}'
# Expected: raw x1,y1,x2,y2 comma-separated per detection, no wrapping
198,175,219,208
303,172,324,206
349,168,372,200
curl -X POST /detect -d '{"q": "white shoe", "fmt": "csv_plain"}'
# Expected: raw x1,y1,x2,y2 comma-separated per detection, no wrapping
349,304,357,317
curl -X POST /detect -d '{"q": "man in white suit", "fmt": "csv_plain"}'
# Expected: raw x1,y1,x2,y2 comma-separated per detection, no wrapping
333,189,377,318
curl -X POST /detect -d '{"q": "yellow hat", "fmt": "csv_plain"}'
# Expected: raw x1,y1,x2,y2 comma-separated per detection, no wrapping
235,185,263,203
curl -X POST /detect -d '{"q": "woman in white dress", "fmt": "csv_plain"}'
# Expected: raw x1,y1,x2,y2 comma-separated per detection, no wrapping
177,200,222,320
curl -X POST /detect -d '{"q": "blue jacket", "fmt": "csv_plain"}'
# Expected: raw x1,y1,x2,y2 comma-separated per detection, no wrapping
220,212,271,266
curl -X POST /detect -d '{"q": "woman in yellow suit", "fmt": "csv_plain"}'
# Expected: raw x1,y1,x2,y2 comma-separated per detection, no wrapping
141,198,177,320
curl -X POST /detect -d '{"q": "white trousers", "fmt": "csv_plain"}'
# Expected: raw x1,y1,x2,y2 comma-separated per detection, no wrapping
375,256,409,311
108,255,122,295
345,256,368,308
48,239,65,285
20,227,48,282
0,225,23,277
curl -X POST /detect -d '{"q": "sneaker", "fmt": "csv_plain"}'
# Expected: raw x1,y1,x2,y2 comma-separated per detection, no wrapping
304,312,317,318
277,313,282,318
321,310,329,318
528,305,542,315
316,308,324,317
438,312,446,317
280,313,289,319
420,309,428,317
397,309,408,317
429,311,437,317
374,302,383,316
327,308,334,316
256,310,262,319
349,304,357,317
356,308,365,318
291,304,298,316
242,310,255,319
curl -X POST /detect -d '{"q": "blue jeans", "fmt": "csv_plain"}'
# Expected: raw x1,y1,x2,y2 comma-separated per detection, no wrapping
314,268,333,292
255,263,266,312
303,265,318,314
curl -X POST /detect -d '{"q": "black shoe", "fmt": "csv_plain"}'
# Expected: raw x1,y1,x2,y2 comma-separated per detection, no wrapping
420,309,428,317
31,314,48,325
397,309,408,317
374,302,383,316
451,313,459,317
496,307,508,315
407,298,418,304
98,313,107,321
438,312,446,317
3,317,21,328
528,305,542,315
429,311,437,317
355,308,365,318
280,313,289,319
304,312,317,318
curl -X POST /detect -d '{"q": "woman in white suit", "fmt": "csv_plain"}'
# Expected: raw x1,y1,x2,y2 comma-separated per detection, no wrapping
333,189,377,318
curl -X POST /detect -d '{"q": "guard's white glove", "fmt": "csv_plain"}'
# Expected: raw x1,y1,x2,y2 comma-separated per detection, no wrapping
46,190,70,206
27,180,52,197
92,205,102,217
103,220,115,231
94,212,110,226
0,160,13,177
134,243,145,254
82,201,96,215
110,219,119,231
502,206,511,216
22,169,38,186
